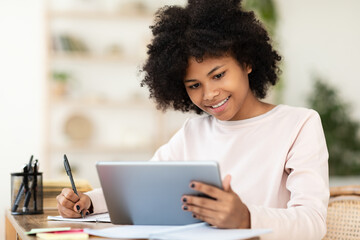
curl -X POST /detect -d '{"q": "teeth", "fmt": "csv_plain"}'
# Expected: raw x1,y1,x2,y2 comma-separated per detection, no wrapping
211,96,230,108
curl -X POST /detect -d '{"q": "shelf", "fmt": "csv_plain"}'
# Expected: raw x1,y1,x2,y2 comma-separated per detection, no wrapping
48,10,154,20
44,3,170,184
50,52,143,64
50,144,154,154
50,98,155,109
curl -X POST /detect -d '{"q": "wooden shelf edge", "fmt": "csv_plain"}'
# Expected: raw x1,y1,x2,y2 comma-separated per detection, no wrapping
50,52,144,64
49,145,155,154
49,98,155,109
48,10,154,20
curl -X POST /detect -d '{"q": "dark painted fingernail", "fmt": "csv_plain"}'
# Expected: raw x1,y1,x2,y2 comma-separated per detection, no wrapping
183,206,188,210
192,214,196,218
86,211,89,215
182,197,187,203
190,183,195,188
76,205,80,211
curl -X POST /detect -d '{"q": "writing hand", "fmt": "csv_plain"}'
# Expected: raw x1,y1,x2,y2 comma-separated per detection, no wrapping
56,188,92,218
181,174,250,229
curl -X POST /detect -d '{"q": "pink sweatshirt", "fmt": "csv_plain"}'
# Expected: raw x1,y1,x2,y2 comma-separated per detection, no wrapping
86,104,329,240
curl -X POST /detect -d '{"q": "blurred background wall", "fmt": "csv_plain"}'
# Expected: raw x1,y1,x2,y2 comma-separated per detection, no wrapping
1,0,359,239
0,1,45,238
278,0,360,115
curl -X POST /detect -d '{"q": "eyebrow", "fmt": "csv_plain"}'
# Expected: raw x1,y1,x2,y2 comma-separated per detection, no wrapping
207,65,224,76
184,65,225,83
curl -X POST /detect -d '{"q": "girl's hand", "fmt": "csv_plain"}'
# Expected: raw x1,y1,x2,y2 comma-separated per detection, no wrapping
56,188,92,218
181,175,250,229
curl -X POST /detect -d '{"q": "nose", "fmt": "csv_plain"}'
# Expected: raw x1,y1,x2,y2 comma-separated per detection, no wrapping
203,84,220,101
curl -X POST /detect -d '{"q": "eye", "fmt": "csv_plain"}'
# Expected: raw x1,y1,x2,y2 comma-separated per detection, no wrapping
214,71,225,80
189,83,200,89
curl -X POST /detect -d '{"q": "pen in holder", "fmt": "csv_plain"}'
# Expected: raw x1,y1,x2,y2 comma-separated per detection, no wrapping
11,171,43,215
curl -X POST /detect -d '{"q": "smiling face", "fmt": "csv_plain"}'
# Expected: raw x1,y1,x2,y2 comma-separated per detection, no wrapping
184,55,264,121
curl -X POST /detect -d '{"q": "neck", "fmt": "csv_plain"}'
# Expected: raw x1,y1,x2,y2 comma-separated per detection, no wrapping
232,93,275,120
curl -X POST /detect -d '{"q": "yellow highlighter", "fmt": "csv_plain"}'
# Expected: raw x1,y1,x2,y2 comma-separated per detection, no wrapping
36,233,89,240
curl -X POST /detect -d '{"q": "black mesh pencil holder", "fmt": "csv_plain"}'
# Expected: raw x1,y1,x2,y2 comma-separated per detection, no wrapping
11,172,43,215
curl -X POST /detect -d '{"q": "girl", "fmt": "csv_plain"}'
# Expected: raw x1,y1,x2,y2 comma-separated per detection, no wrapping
56,0,329,239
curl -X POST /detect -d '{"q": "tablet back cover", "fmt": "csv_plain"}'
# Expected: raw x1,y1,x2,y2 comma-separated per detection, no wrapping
96,161,222,225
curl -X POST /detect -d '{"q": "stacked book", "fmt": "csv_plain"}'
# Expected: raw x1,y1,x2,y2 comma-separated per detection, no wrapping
52,34,88,53
43,179,93,209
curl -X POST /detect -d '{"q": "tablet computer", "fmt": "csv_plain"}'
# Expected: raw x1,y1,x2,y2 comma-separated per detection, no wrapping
96,161,222,225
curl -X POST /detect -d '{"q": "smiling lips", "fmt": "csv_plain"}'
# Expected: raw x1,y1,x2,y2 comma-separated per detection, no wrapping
210,96,230,108
206,96,230,114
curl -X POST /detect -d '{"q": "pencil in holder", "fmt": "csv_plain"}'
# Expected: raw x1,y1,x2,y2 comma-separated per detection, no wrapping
11,172,43,215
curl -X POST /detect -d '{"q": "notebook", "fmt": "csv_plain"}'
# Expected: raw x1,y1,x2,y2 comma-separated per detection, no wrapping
84,222,272,240
47,213,111,223
96,161,222,225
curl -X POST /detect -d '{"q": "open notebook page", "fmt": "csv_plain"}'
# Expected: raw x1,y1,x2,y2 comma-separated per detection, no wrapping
47,213,111,223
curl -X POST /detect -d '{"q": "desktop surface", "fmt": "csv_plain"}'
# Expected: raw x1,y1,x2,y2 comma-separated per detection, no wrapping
5,209,259,240
5,209,144,240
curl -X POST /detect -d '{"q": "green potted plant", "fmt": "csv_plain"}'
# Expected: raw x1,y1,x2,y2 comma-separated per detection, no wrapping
51,71,71,98
308,77,360,175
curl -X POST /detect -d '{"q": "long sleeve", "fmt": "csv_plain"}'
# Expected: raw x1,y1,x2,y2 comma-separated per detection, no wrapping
84,188,108,214
249,206,326,240
248,112,329,240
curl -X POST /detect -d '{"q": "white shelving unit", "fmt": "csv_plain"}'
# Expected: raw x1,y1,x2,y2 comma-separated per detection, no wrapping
44,0,192,187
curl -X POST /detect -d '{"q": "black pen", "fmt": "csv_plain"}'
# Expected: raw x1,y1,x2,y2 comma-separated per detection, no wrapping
32,160,38,211
23,155,32,193
23,188,31,212
12,155,34,213
64,154,84,218
11,165,27,212
11,183,24,212
23,156,34,212
28,155,33,172
22,164,30,212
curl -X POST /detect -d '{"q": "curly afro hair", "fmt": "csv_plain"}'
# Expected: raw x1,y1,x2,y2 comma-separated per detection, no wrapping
141,0,281,114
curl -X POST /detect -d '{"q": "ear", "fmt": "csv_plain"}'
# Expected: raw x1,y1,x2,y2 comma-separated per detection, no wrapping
246,64,252,74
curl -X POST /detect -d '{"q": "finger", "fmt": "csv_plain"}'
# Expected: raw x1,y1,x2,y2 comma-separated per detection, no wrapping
182,195,221,211
193,213,229,229
73,203,82,213
183,204,217,219
84,209,90,216
222,175,232,192
190,181,224,199
56,194,75,209
80,209,88,217
57,203,81,218
192,213,217,225
73,193,90,213
61,188,80,203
